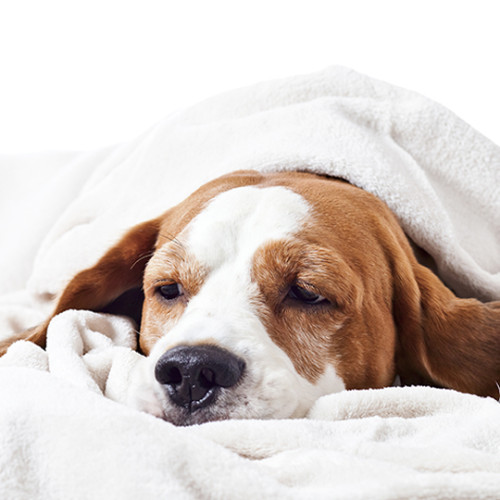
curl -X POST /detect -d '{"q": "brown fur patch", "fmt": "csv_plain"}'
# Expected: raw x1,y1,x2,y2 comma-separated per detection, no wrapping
250,174,399,388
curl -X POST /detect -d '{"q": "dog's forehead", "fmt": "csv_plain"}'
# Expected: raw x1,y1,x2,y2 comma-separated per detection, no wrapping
181,185,311,268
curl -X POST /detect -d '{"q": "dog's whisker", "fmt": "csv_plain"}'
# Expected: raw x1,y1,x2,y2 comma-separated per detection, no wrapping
130,251,155,270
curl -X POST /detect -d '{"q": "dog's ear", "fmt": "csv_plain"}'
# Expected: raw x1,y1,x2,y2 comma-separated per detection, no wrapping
52,218,161,317
392,241,500,398
0,218,161,355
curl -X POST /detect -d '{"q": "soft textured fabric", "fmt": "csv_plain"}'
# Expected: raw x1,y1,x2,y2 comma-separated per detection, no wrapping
1,66,499,498
1,314,500,499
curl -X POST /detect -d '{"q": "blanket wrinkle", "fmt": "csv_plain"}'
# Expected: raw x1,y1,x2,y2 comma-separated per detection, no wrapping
44,310,139,396
1,66,500,499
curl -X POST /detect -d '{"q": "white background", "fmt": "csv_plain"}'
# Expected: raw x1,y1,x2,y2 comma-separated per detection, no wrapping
1,0,499,154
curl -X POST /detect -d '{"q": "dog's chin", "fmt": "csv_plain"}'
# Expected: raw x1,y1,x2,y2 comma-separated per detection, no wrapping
130,381,304,426
160,400,305,427
160,405,236,427
156,387,272,426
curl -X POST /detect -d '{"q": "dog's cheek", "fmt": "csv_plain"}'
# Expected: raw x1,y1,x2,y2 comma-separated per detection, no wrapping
327,309,397,390
139,299,186,354
240,353,303,418
258,306,339,383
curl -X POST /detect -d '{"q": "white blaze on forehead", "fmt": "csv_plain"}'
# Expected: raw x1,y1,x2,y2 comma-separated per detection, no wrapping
184,186,311,269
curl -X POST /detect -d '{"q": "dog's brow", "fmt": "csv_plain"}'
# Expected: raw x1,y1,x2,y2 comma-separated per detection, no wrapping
158,232,185,251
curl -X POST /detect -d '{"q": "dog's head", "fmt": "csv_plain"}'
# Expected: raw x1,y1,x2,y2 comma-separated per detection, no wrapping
21,171,500,424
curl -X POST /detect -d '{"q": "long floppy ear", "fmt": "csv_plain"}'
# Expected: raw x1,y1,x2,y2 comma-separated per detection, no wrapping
0,218,161,355
393,243,500,398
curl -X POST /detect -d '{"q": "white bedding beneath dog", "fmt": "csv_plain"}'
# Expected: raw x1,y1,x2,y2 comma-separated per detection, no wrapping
2,313,500,499
1,67,500,498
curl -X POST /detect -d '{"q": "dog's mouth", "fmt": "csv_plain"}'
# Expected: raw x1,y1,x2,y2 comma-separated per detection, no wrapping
156,395,239,426
154,379,257,426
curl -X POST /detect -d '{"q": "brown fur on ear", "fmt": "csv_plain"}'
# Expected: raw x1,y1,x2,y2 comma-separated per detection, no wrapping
0,218,161,356
392,239,500,398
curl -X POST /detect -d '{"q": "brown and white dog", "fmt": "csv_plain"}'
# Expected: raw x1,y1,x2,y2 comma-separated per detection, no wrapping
2,170,500,425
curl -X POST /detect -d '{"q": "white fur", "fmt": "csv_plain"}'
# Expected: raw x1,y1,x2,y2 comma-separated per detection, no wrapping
131,186,346,423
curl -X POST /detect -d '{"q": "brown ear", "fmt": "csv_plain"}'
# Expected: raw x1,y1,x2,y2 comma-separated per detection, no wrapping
393,246,500,398
0,218,160,355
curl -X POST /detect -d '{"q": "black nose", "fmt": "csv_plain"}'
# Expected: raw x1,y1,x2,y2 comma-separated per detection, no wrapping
155,345,245,412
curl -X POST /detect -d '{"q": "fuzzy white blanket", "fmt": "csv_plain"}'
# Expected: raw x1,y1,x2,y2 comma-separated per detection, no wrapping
1,317,500,499
1,67,500,498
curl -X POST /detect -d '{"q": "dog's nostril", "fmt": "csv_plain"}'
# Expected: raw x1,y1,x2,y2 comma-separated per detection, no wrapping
155,345,245,412
162,366,183,385
199,367,216,388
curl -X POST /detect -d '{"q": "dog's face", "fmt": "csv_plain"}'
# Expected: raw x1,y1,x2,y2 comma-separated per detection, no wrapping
136,178,397,425
21,171,500,425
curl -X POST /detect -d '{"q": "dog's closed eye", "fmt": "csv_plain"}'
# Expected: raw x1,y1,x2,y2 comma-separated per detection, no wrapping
157,283,184,301
286,284,328,305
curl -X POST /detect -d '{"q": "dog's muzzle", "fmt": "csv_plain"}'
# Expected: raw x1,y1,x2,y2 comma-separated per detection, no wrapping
155,345,246,412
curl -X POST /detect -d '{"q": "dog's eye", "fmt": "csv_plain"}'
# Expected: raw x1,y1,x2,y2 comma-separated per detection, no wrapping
157,283,183,301
287,284,327,305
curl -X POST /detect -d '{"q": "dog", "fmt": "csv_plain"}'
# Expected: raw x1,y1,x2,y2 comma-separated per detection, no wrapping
2,170,499,425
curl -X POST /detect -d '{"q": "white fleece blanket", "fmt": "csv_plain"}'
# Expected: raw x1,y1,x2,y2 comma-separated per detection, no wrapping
1,66,500,498
1,315,500,499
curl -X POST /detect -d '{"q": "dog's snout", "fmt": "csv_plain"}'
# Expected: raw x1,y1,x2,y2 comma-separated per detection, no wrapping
155,345,245,412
